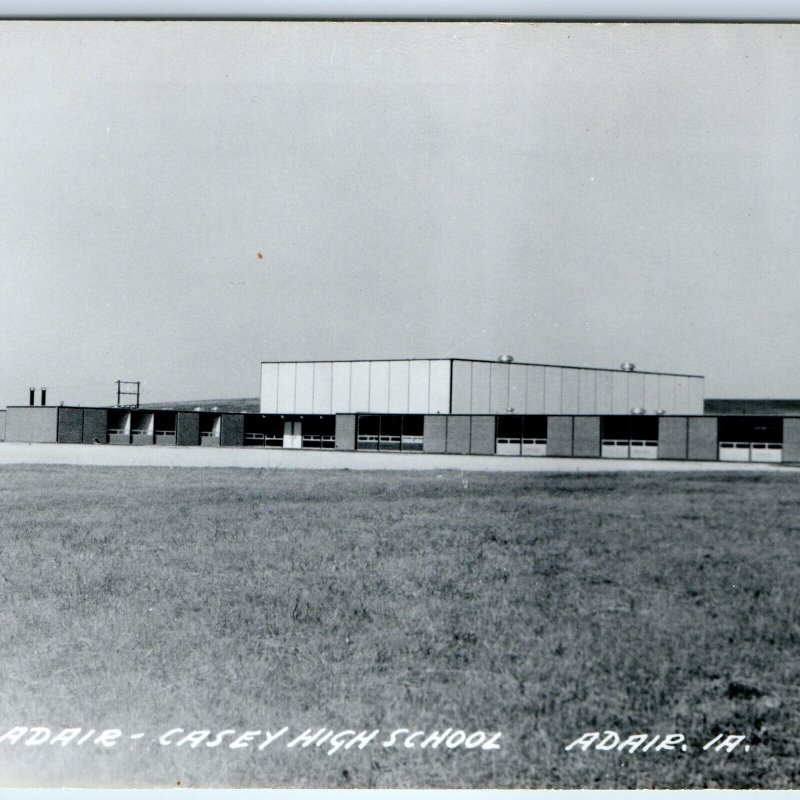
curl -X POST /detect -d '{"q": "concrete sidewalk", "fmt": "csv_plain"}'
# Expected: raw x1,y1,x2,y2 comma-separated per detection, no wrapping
0,442,797,473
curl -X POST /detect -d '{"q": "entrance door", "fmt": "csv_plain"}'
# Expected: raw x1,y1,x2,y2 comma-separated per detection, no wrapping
283,421,302,449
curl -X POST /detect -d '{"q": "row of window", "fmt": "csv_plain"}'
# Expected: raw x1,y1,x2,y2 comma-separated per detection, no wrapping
357,415,424,451
101,413,788,458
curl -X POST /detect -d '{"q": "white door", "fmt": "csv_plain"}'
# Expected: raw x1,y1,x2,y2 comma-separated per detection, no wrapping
751,443,782,463
283,421,302,449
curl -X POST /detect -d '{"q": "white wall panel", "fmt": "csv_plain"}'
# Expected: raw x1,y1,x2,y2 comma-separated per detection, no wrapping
312,362,333,415
689,377,705,414
490,362,510,413
429,360,451,414
658,374,676,413
611,372,629,414
561,368,580,413
544,366,562,414
260,363,279,413
369,360,390,413
295,362,315,413
628,372,645,411
578,369,596,414
388,360,410,414
276,362,297,413
331,362,351,413
471,362,491,413
350,361,370,412
450,360,472,414
674,377,690,414
525,365,546,413
408,360,430,414
644,373,660,414
508,364,527,414
595,372,613,414
262,359,704,417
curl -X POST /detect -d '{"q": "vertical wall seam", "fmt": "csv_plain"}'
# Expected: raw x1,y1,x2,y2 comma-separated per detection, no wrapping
427,360,431,414
523,365,528,415
541,368,546,413
448,359,453,415
347,362,352,414
407,360,411,415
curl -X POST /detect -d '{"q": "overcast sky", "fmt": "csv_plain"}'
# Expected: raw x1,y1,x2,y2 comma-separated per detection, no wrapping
1,21,798,407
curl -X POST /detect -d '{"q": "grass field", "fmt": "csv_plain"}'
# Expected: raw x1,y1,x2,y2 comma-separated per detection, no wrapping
1,465,800,788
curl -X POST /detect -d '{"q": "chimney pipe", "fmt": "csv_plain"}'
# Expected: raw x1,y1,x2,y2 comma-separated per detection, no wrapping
40,387,46,406
29,387,35,406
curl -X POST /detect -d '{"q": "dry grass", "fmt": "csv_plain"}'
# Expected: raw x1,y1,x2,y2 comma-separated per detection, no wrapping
0,465,799,788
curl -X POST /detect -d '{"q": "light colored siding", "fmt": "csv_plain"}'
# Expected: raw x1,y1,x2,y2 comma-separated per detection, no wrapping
628,372,645,410
470,361,491,414
295,362,314,414
369,360,390,413
277,362,296,413
331,362,351,413
260,363,279,413
525,365,546,413
673,376,690,415
611,371,629,414
261,359,704,417
544,367,562,414
644,373,660,413
408,361,430,414
561,368,580,413
508,364,527,414
429,360,451,414
659,374,676,413
490,362,510,413
596,372,613,414
388,360,410,414
5,407,59,443
689,377,705,414
578,369,596,414
350,361,370,412
312,362,333,414
334,414,356,450
450,360,472,414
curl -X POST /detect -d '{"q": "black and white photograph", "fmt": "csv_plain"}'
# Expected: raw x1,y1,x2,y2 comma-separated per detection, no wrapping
1,18,800,790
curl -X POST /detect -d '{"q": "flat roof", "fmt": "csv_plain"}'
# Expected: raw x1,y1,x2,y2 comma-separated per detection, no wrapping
260,357,704,379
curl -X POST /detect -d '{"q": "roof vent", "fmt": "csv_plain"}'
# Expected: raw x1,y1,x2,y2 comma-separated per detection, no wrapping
498,355,514,363
631,407,647,415
620,362,636,372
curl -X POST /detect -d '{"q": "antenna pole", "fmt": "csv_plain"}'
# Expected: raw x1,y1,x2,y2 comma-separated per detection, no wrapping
116,380,140,408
